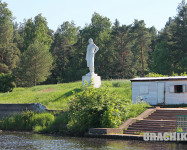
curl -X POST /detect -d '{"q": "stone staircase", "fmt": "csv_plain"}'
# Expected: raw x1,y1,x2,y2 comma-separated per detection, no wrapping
123,108,187,135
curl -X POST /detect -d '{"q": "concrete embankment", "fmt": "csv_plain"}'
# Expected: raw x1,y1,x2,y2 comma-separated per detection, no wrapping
0,103,47,120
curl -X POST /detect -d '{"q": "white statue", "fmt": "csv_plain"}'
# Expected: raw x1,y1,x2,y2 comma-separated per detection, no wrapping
86,38,99,75
82,38,101,88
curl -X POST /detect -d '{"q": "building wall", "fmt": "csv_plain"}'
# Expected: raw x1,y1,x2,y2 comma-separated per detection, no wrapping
131,80,187,105
132,81,158,105
165,80,187,104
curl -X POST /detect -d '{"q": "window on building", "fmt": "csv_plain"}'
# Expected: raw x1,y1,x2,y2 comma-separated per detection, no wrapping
174,85,183,93
170,85,186,93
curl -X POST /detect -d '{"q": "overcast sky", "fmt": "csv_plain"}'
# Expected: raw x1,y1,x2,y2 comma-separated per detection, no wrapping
4,0,181,31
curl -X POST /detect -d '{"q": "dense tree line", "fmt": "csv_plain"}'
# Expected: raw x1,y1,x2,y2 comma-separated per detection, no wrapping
0,0,187,87
151,0,187,75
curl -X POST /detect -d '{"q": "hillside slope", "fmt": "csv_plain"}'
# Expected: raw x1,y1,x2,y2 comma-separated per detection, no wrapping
0,80,131,110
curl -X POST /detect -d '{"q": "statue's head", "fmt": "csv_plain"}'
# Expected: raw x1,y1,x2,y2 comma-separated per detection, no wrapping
88,38,93,44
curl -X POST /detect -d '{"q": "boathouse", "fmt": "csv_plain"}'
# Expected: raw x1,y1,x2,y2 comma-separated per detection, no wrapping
131,76,187,105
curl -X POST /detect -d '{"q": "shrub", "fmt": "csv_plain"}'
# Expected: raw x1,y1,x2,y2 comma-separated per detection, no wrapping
45,112,69,133
172,72,187,76
180,72,187,76
67,86,129,135
146,72,187,77
145,72,168,77
0,73,15,92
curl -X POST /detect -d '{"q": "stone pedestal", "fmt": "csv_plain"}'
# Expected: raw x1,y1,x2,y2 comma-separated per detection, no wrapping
82,73,101,88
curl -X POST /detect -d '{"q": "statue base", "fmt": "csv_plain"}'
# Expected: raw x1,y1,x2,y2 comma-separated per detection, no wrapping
82,73,101,88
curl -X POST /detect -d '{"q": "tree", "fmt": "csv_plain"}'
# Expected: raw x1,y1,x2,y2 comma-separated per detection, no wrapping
14,14,53,86
13,22,24,52
22,18,35,52
151,0,187,75
131,20,151,77
50,21,79,83
151,42,172,75
145,26,158,70
20,14,53,52
17,41,53,86
0,1,20,73
34,14,53,49
111,23,134,78
0,73,15,92
170,0,187,73
149,26,157,52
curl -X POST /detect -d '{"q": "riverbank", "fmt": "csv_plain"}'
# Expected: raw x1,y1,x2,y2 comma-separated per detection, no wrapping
0,81,149,136
0,129,143,140
0,80,150,139
0,129,144,142
0,101,149,136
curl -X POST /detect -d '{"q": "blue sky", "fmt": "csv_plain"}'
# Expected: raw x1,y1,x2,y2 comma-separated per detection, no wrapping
4,0,181,31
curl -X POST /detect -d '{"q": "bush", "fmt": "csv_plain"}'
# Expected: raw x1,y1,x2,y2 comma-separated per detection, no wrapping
172,72,187,76
145,72,168,77
146,72,187,77
67,86,130,135
46,112,69,133
0,73,15,92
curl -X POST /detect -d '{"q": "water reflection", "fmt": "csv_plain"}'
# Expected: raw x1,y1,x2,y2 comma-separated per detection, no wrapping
0,132,187,150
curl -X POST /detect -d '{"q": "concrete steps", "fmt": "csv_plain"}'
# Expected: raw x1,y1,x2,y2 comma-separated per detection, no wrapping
146,110,187,120
123,108,187,135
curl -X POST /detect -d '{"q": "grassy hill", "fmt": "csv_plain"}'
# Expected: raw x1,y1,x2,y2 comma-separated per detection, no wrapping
0,80,131,110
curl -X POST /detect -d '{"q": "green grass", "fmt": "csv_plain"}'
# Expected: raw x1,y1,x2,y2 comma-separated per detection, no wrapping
102,80,131,100
0,111,55,132
0,80,131,110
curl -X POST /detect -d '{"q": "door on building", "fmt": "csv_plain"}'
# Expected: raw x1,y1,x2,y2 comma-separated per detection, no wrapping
157,82,165,104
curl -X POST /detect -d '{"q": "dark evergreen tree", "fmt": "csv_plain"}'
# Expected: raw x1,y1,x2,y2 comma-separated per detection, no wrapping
111,23,134,78
151,0,187,75
131,20,151,77
17,41,53,86
50,21,79,83
0,1,20,73
171,0,187,73
14,14,53,86
151,42,172,75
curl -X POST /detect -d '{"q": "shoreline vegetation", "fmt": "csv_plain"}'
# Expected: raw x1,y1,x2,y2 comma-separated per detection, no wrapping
0,80,149,135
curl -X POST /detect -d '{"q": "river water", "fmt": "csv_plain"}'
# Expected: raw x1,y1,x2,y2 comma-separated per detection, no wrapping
0,132,187,150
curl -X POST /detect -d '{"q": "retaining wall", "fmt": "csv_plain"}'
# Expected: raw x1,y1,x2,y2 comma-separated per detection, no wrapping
0,103,47,120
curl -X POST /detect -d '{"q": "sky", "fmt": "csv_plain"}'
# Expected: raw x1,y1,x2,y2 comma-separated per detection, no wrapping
4,0,181,31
